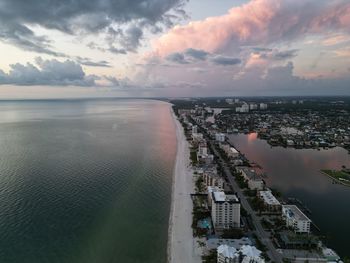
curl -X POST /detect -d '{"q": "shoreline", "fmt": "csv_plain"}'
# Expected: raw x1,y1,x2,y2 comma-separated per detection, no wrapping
167,108,201,263
320,170,350,187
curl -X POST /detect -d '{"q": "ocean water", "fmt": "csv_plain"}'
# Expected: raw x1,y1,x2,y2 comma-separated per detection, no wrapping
0,99,177,263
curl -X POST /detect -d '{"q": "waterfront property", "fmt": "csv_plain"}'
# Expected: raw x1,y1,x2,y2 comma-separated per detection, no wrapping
209,189,241,229
220,143,240,158
258,190,281,212
237,167,265,190
215,133,226,142
282,205,311,234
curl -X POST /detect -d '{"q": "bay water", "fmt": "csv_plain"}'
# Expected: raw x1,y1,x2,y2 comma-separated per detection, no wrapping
230,133,350,258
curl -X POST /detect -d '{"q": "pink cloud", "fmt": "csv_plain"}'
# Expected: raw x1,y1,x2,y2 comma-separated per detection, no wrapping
152,0,350,57
322,35,350,46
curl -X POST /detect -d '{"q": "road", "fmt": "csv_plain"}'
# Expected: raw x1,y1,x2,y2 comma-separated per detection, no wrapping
209,140,283,263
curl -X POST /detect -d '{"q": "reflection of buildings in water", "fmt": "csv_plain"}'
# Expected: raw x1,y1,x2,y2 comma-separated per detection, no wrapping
247,132,258,143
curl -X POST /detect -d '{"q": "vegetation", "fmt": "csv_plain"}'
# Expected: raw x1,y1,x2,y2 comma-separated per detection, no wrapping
241,206,248,217
235,174,248,189
221,228,244,239
261,218,273,229
244,189,257,197
271,217,286,230
190,150,198,165
195,176,205,193
192,196,211,237
249,196,266,213
202,249,217,263
322,169,350,186
270,188,282,198
253,234,267,252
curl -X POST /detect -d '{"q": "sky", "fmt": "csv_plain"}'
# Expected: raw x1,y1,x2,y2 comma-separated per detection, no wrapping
0,0,349,98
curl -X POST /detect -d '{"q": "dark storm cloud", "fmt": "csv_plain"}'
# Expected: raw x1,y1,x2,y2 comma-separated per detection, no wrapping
166,52,189,64
251,47,273,52
0,0,187,55
185,48,210,60
0,22,66,57
163,49,241,66
119,25,143,52
210,55,241,66
75,57,112,68
272,49,298,60
0,57,97,86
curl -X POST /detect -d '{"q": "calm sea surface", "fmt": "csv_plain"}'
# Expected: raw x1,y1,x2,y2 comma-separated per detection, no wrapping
230,133,350,258
0,99,177,263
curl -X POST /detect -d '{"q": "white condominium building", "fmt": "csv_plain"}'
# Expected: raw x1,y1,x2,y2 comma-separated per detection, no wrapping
282,205,311,234
211,191,240,229
258,190,281,211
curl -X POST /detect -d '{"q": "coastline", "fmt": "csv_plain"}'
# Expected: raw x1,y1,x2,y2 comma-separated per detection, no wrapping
320,170,350,187
167,108,201,263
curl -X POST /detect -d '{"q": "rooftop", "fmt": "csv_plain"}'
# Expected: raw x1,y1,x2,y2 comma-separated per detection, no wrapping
217,245,263,261
213,191,226,202
207,186,223,193
230,147,238,153
211,191,239,203
259,191,281,206
207,237,252,250
282,205,311,222
217,244,236,259
238,167,262,181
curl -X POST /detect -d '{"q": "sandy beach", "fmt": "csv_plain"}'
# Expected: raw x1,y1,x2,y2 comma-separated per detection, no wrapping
168,110,202,263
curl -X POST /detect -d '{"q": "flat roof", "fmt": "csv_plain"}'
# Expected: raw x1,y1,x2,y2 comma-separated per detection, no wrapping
238,167,262,181
207,237,252,250
213,191,226,202
230,147,238,153
207,186,222,193
212,191,239,203
283,205,311,222
259,191,280,206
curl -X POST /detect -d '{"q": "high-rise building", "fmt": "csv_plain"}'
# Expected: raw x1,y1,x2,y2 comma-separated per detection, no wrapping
210,191,241,229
